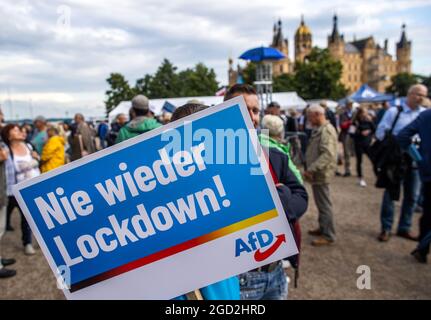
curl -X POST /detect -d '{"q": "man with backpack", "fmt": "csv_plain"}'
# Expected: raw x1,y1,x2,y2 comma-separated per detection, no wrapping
224,84,308,300
375,84,427,242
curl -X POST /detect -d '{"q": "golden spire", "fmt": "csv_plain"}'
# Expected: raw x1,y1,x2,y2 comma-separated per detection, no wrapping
296,14,311,36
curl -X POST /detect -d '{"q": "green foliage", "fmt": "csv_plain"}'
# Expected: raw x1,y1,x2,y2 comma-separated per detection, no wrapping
421,75,431,94
293,47,347,100
386,72,420,96
142,59,181,98
105,59,219,114
273,73,296,92
242,62,256,85
178,63,219,96
104,73,136,116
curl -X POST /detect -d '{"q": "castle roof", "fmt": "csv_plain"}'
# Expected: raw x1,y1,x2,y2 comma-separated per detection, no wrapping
345,43,359,54
397,24,410,49
272,19,287,48
329,14,342,42
296,15,311,36
350,37,373,51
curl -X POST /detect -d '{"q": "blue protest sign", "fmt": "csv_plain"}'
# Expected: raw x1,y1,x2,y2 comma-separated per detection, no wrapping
14,96,298,299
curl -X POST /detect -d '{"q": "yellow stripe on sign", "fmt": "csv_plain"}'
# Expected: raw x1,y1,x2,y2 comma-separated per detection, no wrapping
198,208,279,244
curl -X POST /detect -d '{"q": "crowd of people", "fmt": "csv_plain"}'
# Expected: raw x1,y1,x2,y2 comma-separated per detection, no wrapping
0,83,429,301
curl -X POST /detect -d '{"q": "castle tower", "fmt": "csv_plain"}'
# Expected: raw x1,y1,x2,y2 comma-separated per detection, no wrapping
396,24,412,73
327,14,344,58
295,15,312,63
270,19,290,76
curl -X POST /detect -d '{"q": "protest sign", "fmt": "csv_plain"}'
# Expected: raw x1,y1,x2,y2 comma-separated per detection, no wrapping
13,96,298,299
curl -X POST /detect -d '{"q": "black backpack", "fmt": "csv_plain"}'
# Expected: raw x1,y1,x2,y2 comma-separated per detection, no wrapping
368,106,406,200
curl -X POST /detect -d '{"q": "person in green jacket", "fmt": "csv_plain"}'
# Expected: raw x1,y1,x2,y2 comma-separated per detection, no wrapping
115,95,162,144
260,114,303,184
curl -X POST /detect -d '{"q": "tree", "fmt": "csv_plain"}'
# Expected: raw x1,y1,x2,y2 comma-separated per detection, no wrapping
144,59,181,98
106,59,221,113
135,74,153,96
104,73,136,116
241,62,256,85
273,73,296,92
386,72,420,96
293,48,347,100
178,63,219,96
422,75,431,94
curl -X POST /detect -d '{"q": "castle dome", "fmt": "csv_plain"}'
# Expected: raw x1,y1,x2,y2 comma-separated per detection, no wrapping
295,15,311,36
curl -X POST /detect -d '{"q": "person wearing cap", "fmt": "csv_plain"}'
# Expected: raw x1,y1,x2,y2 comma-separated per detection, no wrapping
116,95,162,143
31,115,48,155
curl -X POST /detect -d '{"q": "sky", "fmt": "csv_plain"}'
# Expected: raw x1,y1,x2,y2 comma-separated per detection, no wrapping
0,0,430,119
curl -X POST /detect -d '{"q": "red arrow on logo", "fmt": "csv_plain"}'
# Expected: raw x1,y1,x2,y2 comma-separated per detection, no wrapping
253,234,286,262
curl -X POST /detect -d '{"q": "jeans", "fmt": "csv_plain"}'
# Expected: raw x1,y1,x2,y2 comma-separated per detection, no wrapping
239,263,288,300
7,196,32,246
354,141,371,178
380,169,421,233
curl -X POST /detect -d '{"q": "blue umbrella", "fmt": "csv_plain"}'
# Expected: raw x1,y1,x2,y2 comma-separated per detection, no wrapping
239,46,285,62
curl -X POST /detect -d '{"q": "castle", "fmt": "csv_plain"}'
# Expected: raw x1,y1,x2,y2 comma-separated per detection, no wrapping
228,15,412,94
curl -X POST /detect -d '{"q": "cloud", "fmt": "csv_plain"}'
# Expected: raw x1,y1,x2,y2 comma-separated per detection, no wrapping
0,0,430,119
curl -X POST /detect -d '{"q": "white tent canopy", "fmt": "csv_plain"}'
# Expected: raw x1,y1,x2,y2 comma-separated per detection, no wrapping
272,92,307,111
108,92,307,123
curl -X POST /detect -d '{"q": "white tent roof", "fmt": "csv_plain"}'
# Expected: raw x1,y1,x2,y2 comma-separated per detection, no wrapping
108,92,307,123
272,92,307,111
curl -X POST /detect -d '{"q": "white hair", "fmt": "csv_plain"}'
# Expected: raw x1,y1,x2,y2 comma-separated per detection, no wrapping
261,115,284,137
307,104,325,115
408,84,428,95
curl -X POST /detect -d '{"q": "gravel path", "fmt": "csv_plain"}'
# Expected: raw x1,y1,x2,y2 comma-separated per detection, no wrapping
1,159,430,299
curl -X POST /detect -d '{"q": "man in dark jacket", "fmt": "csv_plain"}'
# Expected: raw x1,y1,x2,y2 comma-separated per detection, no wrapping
397,109,431,263
224,84,308,300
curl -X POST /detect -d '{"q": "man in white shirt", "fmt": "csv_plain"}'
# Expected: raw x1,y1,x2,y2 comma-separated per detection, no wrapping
376,84,427,242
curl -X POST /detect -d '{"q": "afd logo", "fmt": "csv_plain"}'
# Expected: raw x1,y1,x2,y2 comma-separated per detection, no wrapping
235,229,286,262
